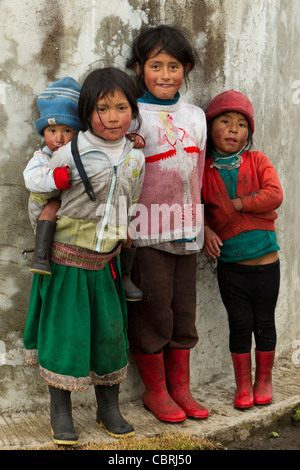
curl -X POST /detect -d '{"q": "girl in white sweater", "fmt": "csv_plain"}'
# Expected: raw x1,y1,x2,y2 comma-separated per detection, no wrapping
126,24,209,423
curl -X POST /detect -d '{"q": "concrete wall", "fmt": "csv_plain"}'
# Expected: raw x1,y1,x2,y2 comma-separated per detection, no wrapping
0,0,299,412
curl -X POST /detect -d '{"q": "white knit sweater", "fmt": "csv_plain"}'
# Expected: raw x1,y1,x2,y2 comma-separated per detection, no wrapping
132,98,207,253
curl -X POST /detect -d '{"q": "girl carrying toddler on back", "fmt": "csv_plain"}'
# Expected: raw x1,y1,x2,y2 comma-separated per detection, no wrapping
23,67,145,445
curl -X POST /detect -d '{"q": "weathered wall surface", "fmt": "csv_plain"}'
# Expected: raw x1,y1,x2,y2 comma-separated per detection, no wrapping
0,0,299,412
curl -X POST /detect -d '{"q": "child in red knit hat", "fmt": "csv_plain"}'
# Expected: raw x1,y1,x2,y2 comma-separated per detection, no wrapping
202,90,283,409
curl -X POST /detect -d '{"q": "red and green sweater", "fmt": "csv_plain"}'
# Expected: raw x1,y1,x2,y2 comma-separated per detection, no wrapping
202,150,283,242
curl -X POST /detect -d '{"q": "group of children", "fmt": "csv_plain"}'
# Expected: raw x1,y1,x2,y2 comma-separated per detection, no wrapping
22,24,283,445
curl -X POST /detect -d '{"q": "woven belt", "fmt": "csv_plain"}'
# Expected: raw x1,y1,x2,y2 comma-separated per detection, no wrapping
50,241,121,270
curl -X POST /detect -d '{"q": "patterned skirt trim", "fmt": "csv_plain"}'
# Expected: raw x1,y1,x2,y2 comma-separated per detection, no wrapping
25,349,127,391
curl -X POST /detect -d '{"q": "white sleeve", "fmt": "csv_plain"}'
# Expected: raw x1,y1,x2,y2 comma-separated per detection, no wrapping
48,143,73,170
23,149,58,193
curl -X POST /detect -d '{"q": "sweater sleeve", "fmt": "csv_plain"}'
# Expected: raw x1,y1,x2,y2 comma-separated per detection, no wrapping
48,144,73,171
239,153,283,214
23,149,58,193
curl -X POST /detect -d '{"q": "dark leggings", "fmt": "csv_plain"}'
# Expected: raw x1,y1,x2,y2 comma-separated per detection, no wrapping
217,259,280,354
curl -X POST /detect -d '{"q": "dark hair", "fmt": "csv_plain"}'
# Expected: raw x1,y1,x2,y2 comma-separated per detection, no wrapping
205,117,253,160
78,67,141,133
126,24,197,96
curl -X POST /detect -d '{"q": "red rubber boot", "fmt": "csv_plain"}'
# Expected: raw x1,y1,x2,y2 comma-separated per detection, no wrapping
254,350,275,405
231,352,254,409
133,352,186,423
164,349,209,419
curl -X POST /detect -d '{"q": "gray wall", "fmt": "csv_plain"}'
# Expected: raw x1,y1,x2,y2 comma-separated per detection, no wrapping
0,0,299,412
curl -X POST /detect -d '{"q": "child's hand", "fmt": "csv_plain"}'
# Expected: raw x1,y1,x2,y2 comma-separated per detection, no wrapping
126,133,145,149
203,225,223,259
232,197,243,211
53,166,72,190
67,167,72,183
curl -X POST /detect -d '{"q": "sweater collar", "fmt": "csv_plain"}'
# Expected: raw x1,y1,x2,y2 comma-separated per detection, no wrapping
138,89,180,105
43,145,53,156
211,146,245,171
212,148,244,160
84,129,126,149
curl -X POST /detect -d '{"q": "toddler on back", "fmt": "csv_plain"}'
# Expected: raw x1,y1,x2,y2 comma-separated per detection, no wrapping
23,77,82,275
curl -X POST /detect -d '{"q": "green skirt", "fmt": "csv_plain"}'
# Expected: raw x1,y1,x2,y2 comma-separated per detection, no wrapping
24,257,129,391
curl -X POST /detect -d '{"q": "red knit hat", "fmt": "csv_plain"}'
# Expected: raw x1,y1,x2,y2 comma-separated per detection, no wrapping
206,90,255,134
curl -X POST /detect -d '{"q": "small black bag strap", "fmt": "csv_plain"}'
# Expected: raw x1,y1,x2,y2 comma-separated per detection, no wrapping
71,134,96,202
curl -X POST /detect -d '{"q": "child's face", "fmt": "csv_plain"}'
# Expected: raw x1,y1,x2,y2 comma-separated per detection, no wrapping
136,49,189,101
90,89,133,141
43,125,77,152
211,112,249,155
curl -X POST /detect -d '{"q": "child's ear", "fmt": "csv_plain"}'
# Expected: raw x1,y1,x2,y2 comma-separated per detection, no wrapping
185,63,192,74
134,62,141,76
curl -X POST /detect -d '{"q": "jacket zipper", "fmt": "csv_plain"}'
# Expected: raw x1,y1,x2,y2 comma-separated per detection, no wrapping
80,145,131,253
96,164,117,252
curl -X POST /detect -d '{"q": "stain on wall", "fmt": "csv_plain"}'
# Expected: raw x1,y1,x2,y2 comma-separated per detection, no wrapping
36,2,64,81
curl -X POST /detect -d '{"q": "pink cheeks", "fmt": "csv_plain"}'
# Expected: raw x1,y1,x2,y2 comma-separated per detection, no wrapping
211,112,249,155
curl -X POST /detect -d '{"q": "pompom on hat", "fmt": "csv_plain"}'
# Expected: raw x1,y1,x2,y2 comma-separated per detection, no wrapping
34,77,82,136
206,90,255,134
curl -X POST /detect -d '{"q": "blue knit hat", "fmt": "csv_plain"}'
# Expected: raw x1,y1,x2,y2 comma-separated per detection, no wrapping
35,77,82,136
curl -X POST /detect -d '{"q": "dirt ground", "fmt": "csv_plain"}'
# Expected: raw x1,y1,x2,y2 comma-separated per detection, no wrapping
225,412,300,450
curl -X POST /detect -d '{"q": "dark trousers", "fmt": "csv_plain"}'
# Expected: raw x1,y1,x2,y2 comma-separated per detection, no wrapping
217,259,280,354
128,247,198,354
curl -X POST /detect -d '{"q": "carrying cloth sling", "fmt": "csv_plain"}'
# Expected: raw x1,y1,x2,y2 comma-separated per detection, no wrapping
71,134,96,202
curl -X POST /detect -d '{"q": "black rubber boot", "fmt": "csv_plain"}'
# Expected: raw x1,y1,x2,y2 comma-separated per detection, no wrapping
30,220,56,275
49,385,78,445
95,384,135,438
120,247,143,301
